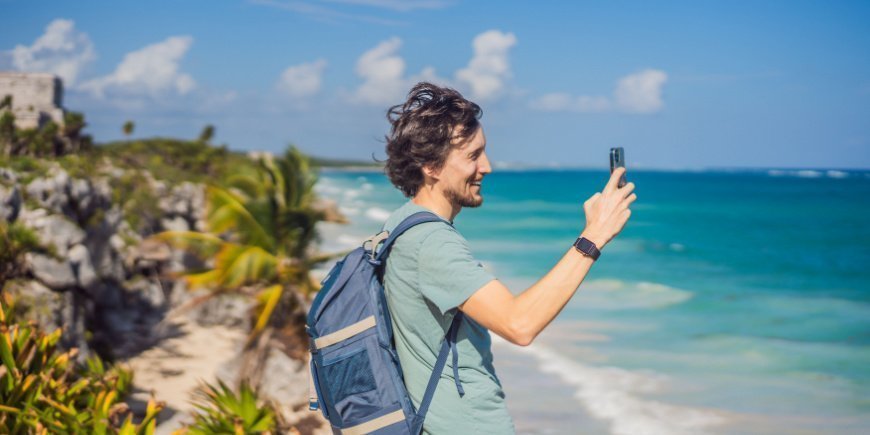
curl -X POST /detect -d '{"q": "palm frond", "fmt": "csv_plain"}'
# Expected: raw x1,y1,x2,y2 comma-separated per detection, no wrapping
214,244,278,289
152,231,224,259
206,186,274,251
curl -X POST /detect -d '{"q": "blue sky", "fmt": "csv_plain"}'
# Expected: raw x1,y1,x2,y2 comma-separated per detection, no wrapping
2,0,869,169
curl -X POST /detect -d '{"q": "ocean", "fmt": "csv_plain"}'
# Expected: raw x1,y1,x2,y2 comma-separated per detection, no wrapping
314,168,870,435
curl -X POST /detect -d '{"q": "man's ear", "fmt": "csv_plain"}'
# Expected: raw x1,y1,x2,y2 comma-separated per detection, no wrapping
421,164,440,182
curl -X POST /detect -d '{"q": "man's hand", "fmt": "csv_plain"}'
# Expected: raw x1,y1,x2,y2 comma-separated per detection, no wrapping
580,167,636,249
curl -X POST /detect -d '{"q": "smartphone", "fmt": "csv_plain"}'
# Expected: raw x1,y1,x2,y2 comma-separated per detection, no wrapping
609,147,627,188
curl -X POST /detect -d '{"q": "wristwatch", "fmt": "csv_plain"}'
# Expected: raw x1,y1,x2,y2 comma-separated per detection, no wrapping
573,237,601,261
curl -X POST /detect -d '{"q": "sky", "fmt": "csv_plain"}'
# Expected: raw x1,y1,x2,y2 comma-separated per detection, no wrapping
1,0,869,169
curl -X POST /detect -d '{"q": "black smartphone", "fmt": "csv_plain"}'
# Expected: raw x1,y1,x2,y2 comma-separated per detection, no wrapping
609,147,626,188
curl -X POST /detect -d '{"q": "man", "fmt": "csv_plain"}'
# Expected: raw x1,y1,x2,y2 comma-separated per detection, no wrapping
381,82,635,433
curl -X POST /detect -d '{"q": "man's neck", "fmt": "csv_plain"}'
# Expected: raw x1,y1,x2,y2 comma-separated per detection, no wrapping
412,189,460,222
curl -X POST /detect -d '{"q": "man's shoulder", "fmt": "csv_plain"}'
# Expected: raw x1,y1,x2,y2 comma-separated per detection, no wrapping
384,202,460,248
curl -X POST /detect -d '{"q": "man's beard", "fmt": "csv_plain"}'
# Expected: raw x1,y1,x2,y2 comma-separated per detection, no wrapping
445,183,483,208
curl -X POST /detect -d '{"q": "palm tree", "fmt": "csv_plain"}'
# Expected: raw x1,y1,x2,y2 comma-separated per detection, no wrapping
198,125,214,143
122,120,134,138
155,146,331,382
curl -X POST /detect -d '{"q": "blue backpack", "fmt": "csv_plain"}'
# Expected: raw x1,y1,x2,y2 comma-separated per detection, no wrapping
306,211,465,434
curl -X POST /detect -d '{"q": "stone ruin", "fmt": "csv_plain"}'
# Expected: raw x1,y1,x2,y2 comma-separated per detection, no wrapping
0,71,66,129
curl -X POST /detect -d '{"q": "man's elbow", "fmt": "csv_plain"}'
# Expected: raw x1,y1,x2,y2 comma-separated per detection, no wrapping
505,319,536,347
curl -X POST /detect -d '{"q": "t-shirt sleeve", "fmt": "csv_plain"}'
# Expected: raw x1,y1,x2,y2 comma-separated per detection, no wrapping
417,226,496,315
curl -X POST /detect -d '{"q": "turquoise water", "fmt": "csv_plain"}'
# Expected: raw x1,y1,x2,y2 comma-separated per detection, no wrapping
315,168,870,434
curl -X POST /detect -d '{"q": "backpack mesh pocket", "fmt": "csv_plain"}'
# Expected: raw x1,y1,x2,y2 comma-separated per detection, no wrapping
322,348,377,403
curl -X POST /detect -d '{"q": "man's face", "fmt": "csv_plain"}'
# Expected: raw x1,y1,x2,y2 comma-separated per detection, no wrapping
434,126,492,208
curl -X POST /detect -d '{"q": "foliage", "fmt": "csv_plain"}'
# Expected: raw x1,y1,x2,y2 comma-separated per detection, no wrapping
122,121,134,138
111,170,162,234
63,112,87,138
197,125,214,144
0,112,14,153
98,138,252,185
0,295,164,434
309,155,383,168
156,146,330,333
0,222,50,288
0,110,91,158
178,380,278,435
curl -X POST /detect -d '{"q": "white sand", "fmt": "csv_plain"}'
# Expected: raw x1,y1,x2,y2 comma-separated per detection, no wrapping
126,320,246,414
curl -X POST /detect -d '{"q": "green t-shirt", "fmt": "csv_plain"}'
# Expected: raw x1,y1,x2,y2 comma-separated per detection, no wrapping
383,201,514,434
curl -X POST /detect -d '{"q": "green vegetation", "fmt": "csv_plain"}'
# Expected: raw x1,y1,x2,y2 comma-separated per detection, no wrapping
122,121,134,138
0,295,164,434
310,155,383,168
97,137,254,185
0,99,92,158
156,147,330,332
197,125,214,144
180,380,279,434
0,222,51,288
1,110,340,431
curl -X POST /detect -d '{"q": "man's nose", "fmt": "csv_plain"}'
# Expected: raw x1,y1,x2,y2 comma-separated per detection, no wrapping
479,151,493,174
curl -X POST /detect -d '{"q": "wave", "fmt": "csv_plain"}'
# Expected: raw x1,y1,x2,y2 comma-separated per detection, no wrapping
573,279,694,311
766,169,851,179
503,340,728,435
365,206,391,222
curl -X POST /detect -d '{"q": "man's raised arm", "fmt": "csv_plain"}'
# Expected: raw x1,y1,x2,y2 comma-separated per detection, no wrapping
460,167,636,346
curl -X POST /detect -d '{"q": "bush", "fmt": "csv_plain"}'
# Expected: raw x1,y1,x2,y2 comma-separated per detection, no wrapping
0,295,164,434
0,222,49,287
180,380,279,435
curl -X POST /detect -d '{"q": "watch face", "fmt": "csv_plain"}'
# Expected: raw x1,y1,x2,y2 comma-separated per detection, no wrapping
574,237,600,260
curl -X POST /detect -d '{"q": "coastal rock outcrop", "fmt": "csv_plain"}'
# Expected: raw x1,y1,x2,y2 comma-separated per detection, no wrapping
3,165,207,360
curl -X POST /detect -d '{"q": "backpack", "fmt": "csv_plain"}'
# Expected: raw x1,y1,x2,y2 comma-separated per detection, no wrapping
306,211,465,434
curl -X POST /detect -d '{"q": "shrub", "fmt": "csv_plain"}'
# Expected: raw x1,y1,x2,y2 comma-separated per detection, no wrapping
0,295,164,434
180,380,279,435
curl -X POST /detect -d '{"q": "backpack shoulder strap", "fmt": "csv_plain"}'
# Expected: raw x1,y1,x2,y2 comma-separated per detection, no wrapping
375,211,450,263
416,311,464,422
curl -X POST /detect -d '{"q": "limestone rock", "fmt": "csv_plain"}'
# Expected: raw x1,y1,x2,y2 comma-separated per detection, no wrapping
0,184,21,222
160,215,189,232
27,253,75,290
312,198,348,224
26,170,71,215
25,214,85,256
0,167,18,183
189,293,252,329
69,244,98,288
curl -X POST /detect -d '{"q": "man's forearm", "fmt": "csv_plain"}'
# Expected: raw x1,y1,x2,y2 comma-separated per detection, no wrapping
510,246,595,343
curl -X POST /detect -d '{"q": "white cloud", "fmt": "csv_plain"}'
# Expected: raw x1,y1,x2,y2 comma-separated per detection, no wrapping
80,36,195,98
351,31,516,106
11,19,96,86
278,59,327,97
353,37,408,105
530,69,668,114
614,69,668,113
455,30,517,100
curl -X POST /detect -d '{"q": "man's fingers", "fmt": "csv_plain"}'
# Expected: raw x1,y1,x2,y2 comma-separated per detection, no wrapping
604,167,626,193
622,193,637,207
618,182,635,198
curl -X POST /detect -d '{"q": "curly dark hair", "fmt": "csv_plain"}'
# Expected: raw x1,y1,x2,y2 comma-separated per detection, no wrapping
384,82,482,197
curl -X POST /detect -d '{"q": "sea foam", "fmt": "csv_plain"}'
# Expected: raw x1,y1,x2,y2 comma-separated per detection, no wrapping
506,341,728,435
365,207,391,221
575,279,694,311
